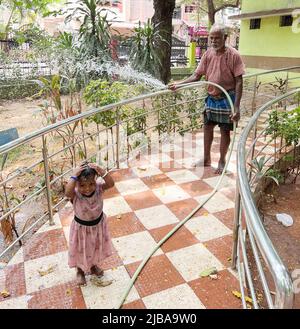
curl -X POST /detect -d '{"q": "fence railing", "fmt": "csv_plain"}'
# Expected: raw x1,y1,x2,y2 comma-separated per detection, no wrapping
0,66,300,308
233,87,300,309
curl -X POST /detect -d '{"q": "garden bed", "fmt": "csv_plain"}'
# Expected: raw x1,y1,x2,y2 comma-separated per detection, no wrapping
254,177,300,309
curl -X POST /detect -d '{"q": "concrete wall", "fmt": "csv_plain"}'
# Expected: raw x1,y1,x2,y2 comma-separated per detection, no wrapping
123,0,154,23
242,0,300,12
239,16,300,58
239,0,300,70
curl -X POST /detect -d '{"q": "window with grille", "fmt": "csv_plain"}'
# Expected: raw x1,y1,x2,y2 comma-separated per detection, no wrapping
185,5,196,13
173,7,181,19
280,15,293,27
250,18,261,29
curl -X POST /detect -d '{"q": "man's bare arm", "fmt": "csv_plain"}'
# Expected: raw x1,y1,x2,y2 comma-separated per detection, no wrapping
231,75,243,122
169,72,202,91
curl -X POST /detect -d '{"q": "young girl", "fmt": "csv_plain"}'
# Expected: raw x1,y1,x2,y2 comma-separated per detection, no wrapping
65,162,115,286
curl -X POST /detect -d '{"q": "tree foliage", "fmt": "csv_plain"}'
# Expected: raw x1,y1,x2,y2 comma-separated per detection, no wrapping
179,0,240,25
0,0,62,40
65,0,113,59
128,19,168,79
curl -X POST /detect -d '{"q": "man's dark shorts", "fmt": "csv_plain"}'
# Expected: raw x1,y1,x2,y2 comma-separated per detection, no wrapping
203,113,234,131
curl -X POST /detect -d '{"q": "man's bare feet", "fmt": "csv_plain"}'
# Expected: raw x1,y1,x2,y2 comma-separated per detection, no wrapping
215,161,225,175
192,159,211,167
76,268,87,286
90,265,104,277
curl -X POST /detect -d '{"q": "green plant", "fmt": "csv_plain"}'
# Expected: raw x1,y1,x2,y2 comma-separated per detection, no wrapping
269,76,288,95
128,19,168,78
56,31,74,50
33,75,88,167
65,0,113,59
249,156,283,187
0,172,22,245
265,107,300,146
84,79,151,161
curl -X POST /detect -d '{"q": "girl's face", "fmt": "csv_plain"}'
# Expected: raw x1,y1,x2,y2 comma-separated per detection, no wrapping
77,176,97,197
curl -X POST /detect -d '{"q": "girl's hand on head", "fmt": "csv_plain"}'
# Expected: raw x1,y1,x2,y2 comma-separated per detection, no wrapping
88,163,106,176
73,163,87,177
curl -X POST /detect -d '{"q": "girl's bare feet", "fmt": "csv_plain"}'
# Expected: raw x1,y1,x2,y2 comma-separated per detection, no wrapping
90,265,104,277
76,268,87,286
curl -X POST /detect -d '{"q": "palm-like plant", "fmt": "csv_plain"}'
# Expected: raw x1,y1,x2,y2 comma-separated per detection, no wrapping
128,19,169,79
65,0,113,59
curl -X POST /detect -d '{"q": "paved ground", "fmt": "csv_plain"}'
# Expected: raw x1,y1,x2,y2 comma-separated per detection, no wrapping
0,131,245,309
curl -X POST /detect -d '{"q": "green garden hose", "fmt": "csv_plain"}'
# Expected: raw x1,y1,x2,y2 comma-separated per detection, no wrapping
116,81,237,309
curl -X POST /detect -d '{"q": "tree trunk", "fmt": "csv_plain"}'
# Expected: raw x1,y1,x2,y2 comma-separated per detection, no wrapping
206,0,216,25
152,0,176,84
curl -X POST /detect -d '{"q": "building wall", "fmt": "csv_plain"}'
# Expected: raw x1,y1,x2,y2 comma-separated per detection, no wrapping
239,0,300,70
242,0,300,12
123,0,154,23
239,16,300,58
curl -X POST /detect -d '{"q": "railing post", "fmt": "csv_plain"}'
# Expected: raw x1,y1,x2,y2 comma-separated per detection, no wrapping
284,71,289,111
116,107,120,169
232,182,241,270
251,75,258,116
42,136,54,225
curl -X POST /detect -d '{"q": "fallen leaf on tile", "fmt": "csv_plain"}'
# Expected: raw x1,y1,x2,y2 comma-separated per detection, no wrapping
245,296,253,304
0,290,10,298
90,277,114,287
227,257,232,262
209,274,218,280
257,293,263,300
232,290,253,304
38,265,57,277
203,212,209,216
116,214,122,220
200,267,218,277
137,167,147,171
66,289,72,297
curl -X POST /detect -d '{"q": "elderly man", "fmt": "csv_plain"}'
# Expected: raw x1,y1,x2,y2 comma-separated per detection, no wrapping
169,24,245,174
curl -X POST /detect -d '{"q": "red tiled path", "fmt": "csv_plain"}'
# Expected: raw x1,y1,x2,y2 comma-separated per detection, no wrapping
0,132,242,309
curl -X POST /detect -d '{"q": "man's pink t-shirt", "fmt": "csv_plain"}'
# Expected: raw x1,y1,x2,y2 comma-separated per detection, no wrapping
195,46,245,97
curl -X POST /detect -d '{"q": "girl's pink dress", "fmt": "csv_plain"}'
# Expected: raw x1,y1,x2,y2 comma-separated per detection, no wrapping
68,181,113,273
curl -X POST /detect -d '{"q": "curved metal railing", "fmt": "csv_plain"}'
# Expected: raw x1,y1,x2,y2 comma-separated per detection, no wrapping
233,88,300,309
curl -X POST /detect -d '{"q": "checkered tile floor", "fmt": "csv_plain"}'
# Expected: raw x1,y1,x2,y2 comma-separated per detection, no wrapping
0,131,245,309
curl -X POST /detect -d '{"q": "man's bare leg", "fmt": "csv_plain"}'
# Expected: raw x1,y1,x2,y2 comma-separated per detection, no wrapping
216,128,231,174
203,123,215,166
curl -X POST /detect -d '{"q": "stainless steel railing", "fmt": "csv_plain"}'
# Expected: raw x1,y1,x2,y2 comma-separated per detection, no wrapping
0,85,206,259
233,88,300,309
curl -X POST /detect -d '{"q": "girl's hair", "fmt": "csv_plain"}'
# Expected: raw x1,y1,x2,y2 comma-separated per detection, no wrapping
78,167,97,181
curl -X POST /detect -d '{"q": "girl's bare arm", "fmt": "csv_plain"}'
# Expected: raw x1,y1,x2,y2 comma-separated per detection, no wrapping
65,164,87,200
88,163,115,191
